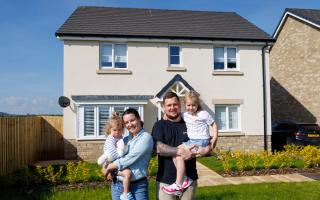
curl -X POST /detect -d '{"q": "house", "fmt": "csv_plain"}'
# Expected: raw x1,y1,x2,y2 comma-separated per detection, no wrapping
56,6,274,161
270,8,320,123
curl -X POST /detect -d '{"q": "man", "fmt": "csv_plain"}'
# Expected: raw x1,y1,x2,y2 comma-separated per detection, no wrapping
152,91,212,200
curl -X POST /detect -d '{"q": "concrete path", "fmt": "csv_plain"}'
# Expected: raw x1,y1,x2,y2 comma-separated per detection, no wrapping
196,162,320,187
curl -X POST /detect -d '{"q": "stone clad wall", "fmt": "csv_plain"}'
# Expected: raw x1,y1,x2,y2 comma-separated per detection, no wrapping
270,16,320,123
64,139,104,162
217,135,271,152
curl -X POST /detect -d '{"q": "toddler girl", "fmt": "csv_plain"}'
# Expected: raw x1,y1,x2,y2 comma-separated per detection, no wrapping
97,112,132,200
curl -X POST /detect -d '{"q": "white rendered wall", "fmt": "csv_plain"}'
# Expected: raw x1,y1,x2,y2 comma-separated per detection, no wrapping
63,40,270,139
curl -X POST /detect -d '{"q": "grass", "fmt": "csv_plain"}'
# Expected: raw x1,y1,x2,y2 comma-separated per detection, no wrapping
197,181,320,200
2,180,320,200
197,156,224,172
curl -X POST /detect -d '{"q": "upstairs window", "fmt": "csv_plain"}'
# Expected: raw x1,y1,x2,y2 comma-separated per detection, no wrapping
101,44,127,69
169,45,181,66
214,47,238,71
214,47,224,70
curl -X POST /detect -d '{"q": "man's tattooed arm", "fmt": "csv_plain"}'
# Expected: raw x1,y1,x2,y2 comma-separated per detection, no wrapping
156,141,179,157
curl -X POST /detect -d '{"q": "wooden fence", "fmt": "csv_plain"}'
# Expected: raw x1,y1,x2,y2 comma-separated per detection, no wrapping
0,116,63,176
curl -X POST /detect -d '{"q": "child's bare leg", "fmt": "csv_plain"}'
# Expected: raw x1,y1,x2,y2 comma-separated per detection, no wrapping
196,146,211,157
118,169,132,193
172,155,185,186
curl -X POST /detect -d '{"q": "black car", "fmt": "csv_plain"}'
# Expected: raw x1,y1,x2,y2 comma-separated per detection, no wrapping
272,121,320,151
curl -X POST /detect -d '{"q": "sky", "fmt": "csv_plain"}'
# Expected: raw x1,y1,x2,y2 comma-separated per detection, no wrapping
0,0,319,115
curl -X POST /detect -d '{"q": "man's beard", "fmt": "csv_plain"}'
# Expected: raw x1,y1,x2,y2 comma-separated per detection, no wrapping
166,113,180,121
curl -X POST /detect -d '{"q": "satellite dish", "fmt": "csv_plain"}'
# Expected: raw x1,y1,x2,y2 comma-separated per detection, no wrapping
58,96,70,108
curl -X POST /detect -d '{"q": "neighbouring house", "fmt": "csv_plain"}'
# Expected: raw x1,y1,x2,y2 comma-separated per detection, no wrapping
270,8,320,123
56,6,274,161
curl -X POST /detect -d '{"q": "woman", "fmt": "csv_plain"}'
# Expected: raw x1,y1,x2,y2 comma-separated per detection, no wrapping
102,108,154,200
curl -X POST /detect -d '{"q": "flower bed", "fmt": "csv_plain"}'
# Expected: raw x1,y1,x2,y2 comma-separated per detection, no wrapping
198,145,320,177
0,157,158,188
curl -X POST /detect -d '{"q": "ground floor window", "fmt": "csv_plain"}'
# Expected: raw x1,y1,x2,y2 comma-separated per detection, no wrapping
215,105,240,132
77,104,143,139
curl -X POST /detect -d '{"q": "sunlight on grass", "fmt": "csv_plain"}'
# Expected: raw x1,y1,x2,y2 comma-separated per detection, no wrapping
196,181,320,200
2,180,320,200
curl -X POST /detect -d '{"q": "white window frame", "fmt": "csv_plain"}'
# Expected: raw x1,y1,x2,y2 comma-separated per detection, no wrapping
77,104,144,140
100,43,128,69
214,104,241,132
169,45,182,67
213,46,239,71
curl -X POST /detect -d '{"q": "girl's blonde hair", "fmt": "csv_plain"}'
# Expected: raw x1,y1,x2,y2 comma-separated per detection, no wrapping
105,112,124,135
184,90,202,111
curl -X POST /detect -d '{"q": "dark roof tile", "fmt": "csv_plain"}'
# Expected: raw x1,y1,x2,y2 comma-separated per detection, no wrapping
56,6,272,42
286,8,320,26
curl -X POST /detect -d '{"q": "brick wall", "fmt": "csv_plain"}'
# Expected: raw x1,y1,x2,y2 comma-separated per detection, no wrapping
270,16,320,123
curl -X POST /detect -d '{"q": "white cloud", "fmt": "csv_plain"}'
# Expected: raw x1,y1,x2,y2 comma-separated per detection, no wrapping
0,96,62,115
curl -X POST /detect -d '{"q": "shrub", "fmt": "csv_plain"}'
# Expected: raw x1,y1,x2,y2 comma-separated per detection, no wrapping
283,144,301,158
300,145,320,168
95,168,105,181
248,152,259,170
65,161,91,183
77,161,90,182
66,162,77,183
234,151,246,172
281,145,299,168
148,156,158,177
271,152,288,169
220,151,232,173
261,151,272,169
36,165,63,185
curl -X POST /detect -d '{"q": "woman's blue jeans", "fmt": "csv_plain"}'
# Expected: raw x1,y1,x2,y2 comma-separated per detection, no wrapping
111,179,149,200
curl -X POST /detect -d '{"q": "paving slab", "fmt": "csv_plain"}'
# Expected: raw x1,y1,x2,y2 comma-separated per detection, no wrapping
225,176,263,185
281,173,315,182
251,175,280,183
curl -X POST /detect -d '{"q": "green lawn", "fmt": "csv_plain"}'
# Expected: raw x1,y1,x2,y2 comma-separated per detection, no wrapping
2,180,320,200
197,156,225,172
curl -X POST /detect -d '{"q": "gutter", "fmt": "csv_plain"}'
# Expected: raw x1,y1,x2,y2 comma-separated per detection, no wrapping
261,43,270,151
55,33,275,44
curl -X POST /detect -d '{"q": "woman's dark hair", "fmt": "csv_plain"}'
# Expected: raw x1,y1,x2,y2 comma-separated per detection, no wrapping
123,108,144,127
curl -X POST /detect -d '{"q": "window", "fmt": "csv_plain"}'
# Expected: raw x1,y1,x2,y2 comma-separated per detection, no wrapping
100,44,127,69
169,45,181,66
214,47,238,71
215,105,240,131
78,105,143,139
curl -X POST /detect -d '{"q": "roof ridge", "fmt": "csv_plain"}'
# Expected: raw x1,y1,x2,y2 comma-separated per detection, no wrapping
76,5,236,15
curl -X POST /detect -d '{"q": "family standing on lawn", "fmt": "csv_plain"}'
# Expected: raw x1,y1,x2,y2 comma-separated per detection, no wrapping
100,91,218,200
